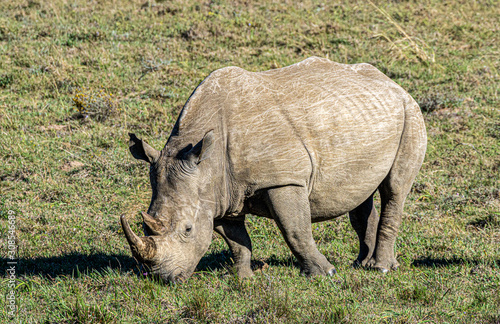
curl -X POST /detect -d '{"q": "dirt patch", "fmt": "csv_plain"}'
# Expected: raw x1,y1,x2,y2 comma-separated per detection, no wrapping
61,161,84,172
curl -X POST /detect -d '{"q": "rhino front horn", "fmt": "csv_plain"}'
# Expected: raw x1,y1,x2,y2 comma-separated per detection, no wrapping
120,214,157,262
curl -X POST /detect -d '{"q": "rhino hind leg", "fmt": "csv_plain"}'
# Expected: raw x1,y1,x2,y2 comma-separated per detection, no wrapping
266,185,336,277
349,194,379,268
365,185,404,273
214,217,253,278
366,101,427,273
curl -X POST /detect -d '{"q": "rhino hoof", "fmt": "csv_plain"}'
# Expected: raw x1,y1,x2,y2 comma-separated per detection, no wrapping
378,267,389,274
327,267,337,276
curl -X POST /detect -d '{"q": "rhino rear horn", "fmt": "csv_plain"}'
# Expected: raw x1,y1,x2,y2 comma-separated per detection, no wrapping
142,212,167,235
120,214,157,262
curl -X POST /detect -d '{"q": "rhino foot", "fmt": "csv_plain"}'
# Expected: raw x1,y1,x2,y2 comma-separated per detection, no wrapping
301,259,337,277
234,266,254,279
365,257,400,273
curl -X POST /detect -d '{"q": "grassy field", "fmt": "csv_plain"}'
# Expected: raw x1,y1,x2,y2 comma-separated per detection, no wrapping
0,0,499,322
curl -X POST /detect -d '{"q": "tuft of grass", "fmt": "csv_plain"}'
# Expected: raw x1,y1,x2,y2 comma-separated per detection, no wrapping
0,74,14,88
182,286,221,323
368,0,435,64
71,87,118,121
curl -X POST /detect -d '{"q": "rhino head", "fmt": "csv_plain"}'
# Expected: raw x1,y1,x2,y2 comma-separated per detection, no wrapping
121,131,216,283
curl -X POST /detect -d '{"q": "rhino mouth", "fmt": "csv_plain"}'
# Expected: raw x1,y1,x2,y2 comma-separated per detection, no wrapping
153,268,186,284
167,271,185,284
147,260,190,284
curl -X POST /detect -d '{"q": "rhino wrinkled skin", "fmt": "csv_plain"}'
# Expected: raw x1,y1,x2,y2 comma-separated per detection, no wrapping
121,57,427,283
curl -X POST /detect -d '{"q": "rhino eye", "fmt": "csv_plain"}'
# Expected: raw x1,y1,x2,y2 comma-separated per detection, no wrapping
185,223,193,235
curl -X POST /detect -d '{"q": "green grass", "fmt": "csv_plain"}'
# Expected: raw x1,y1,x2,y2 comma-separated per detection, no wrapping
1,0,499,322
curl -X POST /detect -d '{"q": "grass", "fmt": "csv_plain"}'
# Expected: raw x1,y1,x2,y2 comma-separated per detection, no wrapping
0,0,499,322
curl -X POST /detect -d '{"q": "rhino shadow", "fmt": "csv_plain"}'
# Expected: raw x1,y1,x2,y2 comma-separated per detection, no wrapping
196,251,300,273
2,250,303,279
412,257,500,268
264,254,300,269
0,253,138,278
196,250,232,273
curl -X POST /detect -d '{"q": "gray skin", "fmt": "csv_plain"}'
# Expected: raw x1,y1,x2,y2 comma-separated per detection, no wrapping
121,57,427,283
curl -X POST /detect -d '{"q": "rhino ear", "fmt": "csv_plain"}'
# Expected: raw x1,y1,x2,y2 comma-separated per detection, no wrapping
185,130,214,165
129,133,160,164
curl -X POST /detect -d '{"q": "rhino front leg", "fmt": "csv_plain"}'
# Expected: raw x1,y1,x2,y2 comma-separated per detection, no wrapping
349,194,379,267
266,186,336,276
214,217,253,278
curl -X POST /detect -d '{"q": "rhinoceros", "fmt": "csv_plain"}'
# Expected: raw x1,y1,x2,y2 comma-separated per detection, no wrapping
121,57,427,283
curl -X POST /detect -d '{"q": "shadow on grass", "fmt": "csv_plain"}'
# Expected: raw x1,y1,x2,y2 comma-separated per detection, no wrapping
196,250,232,273
196,251,301,273
265,254,300,269
0,253,138,278
2,250,304,279
412,257,500,268
0,250,246,280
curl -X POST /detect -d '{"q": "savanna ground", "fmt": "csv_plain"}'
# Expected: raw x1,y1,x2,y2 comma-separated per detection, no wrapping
0,0,499,323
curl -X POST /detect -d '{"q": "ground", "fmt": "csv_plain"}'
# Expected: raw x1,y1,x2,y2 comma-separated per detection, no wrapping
0,0,499,323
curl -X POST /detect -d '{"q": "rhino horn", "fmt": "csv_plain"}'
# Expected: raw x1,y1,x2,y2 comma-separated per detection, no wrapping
120,214,157,262
141,211,167,235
